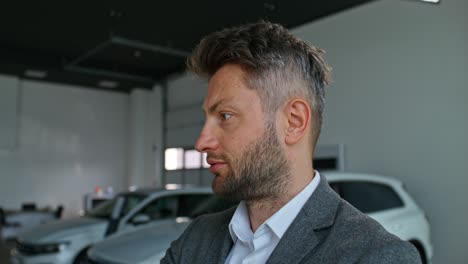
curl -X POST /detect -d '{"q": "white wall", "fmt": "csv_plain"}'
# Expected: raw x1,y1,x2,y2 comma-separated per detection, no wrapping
0,77,129,217
292,0,467,263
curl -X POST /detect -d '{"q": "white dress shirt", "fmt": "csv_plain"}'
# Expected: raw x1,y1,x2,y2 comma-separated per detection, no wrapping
225,172,321,264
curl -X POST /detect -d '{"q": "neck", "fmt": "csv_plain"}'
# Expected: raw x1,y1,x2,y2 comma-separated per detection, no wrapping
246,168,315,232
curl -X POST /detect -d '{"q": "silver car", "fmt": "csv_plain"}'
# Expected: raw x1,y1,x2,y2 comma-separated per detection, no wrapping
87,172,433,264
87,196,238,264
11,187,213,264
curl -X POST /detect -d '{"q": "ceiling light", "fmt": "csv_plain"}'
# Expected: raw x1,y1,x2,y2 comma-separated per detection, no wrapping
420,0,440,3
98,80,119,88
24,69,47,79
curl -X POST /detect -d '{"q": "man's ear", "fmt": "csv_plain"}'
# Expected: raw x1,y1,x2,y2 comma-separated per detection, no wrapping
283,99,310,145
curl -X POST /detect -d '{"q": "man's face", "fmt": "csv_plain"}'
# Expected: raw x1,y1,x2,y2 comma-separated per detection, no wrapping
195,64,290,201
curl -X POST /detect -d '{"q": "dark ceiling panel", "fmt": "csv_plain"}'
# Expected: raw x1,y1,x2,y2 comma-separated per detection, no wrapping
77,42,185,77
0,0,375,92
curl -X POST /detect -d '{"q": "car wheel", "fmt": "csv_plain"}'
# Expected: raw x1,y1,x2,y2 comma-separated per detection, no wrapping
73,248,91,264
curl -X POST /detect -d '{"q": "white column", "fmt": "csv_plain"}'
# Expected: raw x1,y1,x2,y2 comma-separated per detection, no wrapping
127,88,151,188
151,84,164,188
127,86,164,189
0,74,19,151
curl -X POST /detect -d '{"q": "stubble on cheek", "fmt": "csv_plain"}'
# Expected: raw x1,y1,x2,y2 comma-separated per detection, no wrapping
210,157,232,192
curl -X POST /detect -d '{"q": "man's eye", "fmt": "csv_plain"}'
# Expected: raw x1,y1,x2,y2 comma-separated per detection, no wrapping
221,113,232,120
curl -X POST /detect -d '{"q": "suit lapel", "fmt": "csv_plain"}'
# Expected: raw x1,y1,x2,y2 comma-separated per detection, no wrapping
204,208,235,264
266,175,340,264
266,213,319,264
211,227,233,264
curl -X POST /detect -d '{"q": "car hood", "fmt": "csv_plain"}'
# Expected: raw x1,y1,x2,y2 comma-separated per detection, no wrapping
89,219,190,264
17,216,109,243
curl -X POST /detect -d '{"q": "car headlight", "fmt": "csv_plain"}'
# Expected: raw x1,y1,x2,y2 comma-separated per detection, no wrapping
16,240,70,255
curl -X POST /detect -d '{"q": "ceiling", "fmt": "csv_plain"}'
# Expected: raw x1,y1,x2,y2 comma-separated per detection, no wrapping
0,0,374,93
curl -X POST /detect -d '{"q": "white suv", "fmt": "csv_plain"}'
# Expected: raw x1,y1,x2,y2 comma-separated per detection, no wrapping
10,187,213,264
326,172,433,263
87,172,433,264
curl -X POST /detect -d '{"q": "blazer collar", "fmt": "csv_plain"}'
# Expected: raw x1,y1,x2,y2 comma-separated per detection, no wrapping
206,207,236,264
266,175,340,264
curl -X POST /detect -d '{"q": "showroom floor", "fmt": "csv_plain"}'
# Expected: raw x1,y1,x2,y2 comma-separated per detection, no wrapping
0,240,13,263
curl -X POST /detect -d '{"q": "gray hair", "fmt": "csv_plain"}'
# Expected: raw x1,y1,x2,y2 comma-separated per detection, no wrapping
187,21,331,147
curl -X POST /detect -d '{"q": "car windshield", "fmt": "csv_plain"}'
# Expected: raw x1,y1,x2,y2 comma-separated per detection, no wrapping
87,193,147,219
188,196,239,218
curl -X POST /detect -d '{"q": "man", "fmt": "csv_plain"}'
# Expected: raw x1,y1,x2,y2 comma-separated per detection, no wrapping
161,21,420,264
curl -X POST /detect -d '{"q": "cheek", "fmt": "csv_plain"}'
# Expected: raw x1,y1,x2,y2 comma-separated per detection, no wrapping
220,118,266,153
220,134,242,153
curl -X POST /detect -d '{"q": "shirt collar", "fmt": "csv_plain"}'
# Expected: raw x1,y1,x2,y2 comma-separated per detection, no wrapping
228,200,251,244
266,172,321,238
228,171,321,242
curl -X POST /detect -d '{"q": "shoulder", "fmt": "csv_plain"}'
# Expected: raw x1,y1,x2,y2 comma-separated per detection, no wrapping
327,200,421,263
358,238,421,263
161,206,237,264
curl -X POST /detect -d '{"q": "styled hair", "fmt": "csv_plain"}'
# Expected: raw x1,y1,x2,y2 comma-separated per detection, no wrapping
187,21,331,148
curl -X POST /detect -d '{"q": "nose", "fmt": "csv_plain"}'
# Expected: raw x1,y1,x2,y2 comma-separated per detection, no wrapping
195,123,219,153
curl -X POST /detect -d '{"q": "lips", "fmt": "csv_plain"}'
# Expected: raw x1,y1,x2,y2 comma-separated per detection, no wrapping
209,163,226,173
207,158,227,173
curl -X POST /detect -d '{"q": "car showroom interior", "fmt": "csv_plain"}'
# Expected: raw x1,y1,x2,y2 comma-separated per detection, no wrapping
0,0,466,263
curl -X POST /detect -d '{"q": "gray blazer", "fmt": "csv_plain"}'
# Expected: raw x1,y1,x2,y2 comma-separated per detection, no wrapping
161,176,421,264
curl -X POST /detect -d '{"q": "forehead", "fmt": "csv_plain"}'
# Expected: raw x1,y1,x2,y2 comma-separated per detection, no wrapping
202,64,256,110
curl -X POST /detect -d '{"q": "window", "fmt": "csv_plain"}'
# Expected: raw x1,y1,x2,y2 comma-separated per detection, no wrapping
119,194,148,218
87,193,147,219
165,148,184,170
165,148,208,170
202,153,210,168
313,158,337,171
177,194,212,217
189,196,240,218
184,150,202,169
335,181,404,214
166,144,345,171
130,194,217,223
134,196,179,221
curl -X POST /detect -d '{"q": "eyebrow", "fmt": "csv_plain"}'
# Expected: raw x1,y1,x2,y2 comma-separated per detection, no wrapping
203,98,230,114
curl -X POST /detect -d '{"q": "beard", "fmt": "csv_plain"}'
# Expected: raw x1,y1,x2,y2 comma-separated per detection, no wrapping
209,123,291,202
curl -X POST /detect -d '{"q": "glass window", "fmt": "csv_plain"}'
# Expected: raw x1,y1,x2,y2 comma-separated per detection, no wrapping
202,153,210,168
165,148,210,170
87,193,147,219
130,194,238,223
189,196,239,218
184,150,201,169
165,148,184,170
134,196,179,221
329,182,341,194
86,198,117,219
339,181,404,214
119,194,148,217
177,194,212,217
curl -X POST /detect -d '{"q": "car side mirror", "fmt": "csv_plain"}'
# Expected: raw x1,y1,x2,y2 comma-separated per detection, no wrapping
131,214,150,225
